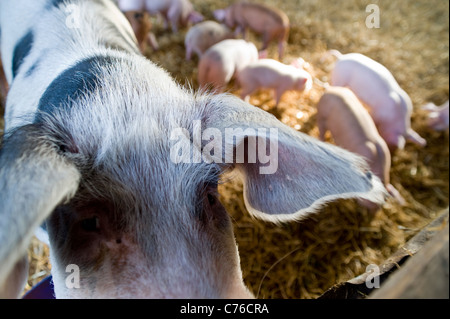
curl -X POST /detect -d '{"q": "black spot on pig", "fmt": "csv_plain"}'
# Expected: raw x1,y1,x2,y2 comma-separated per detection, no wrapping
12,30,34,79
47,0,73,9
25,62,39,78
36,55,119,119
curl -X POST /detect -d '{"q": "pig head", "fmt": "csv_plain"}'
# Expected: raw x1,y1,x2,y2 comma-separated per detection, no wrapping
0,0,385,298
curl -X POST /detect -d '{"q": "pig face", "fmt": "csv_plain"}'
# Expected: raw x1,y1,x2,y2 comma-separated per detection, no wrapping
34,59,252,298
47,161,248,298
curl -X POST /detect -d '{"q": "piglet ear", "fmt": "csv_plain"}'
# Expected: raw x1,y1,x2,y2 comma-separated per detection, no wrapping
0,124,80,293
204,94,386,222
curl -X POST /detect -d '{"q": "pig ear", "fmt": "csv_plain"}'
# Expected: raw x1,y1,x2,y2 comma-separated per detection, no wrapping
204,94,386,222
0,124,80,290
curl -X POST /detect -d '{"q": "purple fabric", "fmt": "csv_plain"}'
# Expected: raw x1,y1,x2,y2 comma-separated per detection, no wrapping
23,276,55,299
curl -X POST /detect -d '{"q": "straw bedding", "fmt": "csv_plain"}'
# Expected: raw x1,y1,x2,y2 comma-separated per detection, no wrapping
0,0,447,299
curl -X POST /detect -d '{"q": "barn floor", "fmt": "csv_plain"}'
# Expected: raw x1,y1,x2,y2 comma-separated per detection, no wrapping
0,0,447,299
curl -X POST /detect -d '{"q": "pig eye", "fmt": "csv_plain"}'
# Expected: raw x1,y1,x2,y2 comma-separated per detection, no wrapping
204,177,219,208
195,180,219,221
80,216,100,232
134,12,144,19
207,193,217,207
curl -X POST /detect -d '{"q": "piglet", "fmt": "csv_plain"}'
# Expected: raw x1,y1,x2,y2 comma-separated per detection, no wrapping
145,0,204,33
198,39,258,93
237,59,312,106
317,86,405,209
185,21,233,61
422,100,449,131
123,11,159,53
330,50,426,152
214,2,289,59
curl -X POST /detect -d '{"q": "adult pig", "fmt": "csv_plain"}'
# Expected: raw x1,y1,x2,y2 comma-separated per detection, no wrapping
198,39,258,92
330,50,426,152
214,2,289,59
237,59,312,106
317,87,405,208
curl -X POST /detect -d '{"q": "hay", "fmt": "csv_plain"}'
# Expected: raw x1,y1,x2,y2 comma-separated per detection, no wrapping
1,0,446,298
23,238,52,294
